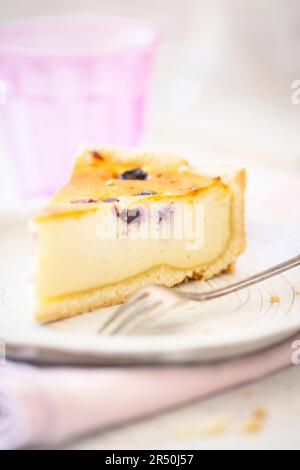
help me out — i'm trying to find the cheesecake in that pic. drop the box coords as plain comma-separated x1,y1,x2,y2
33,147,246,323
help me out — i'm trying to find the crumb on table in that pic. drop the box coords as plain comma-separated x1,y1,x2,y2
242,406,268,434
242,418,263,434
173,415,228,438
173,427,195,438
253,406,268,420
200,416,228,435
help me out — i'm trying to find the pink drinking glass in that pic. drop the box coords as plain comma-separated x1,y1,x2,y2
0,17,158,198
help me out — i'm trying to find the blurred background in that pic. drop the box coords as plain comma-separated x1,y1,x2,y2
0,0,300,209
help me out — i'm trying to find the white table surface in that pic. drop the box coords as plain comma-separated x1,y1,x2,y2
63,366,300,450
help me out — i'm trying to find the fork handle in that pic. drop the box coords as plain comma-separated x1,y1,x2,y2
186,254,300,301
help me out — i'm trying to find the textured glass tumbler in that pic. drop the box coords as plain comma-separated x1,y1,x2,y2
0,17,158,198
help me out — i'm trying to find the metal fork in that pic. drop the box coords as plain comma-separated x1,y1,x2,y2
98,254,300,335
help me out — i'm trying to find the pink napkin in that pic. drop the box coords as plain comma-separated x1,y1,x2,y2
0,334,298,449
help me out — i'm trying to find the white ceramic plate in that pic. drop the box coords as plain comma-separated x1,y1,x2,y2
0,210,299,365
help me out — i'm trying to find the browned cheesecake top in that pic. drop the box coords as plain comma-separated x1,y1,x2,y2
35,147,229,221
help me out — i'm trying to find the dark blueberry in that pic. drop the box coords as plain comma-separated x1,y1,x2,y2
89,150,103,160
118,208,142,224
70,198,97,204
102,197,120,203
119,168,148,180
136,190,158,196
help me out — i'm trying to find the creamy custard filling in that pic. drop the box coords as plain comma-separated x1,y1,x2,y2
35,187,232,301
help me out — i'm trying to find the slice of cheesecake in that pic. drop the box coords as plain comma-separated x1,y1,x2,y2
32,147,246,323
